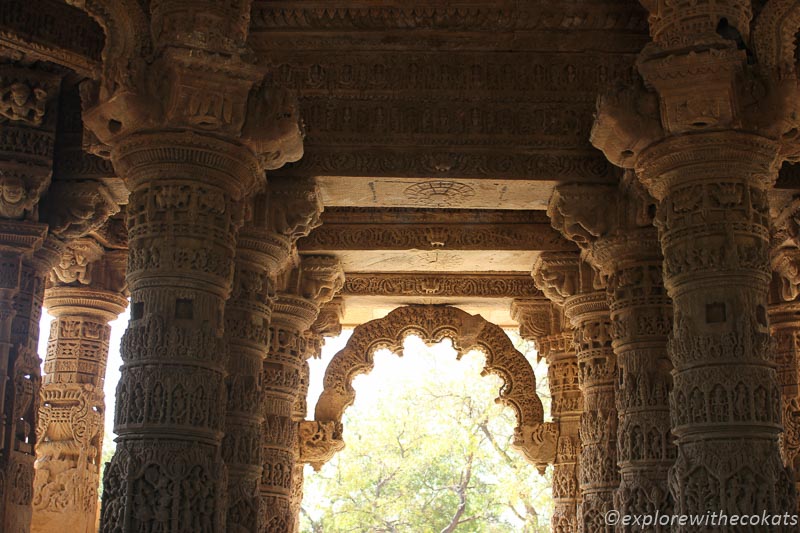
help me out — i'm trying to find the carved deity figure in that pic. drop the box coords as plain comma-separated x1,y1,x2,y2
0,174,36,219
0,82,48,124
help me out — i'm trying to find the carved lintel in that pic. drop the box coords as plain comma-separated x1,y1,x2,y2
298,420,344,471
345,272,542,299
298,214,572,252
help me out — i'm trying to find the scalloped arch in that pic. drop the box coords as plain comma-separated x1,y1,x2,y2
312,305,557,467
755,0,800,78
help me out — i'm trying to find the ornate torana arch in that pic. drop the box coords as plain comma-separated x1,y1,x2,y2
301,305,557,472
755,0,800,79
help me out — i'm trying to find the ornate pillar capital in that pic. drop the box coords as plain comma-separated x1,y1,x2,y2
548,173,661,275
276,255,345,328
532,250,598,307
75,0,303,186
638,0,752,51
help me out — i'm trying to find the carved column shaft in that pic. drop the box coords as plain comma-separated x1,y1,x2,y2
101,136,258,532
32,271,127,533
769,228,800,513
769,275,800,512
636,136,793,519
588,1,798,520
567,289,618,533
600,240,673,529
223,194,293,533
547,181,675,530
260,258,342,533
513,299,581,533
0,59,63,533
288,298,343,533
0,239,48,532
261,294,318,533
534,254,619,533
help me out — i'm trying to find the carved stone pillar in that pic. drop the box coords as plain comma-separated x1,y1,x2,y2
70,2,305,529
288,298,344,533
222,183,323,532
32,239,127,533
533,252,618,532
591,2,799,522
0,59,63,533
260,257,343,532
512,299,582,533
769,197,800,511
548,178,674,531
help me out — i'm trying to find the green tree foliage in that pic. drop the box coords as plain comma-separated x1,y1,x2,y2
301,333,553,532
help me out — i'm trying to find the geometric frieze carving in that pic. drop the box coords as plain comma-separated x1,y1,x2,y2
262,49,642,181
341,273,542,299
298,208,574,252
250,4,649,37
275,148,619,182
313,305,553,470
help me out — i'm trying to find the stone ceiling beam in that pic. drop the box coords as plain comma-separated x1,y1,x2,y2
298,208,575,252
340,272,542,299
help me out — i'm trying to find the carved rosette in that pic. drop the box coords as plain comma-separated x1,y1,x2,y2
548,180,675,531
512,298,581,532
32,270,127,533
533,252,618,533
260,256,343,533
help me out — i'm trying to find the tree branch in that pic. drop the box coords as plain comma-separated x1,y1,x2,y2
439,453,474,533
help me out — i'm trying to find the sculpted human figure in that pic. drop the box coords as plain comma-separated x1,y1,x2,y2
0,82,48,124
